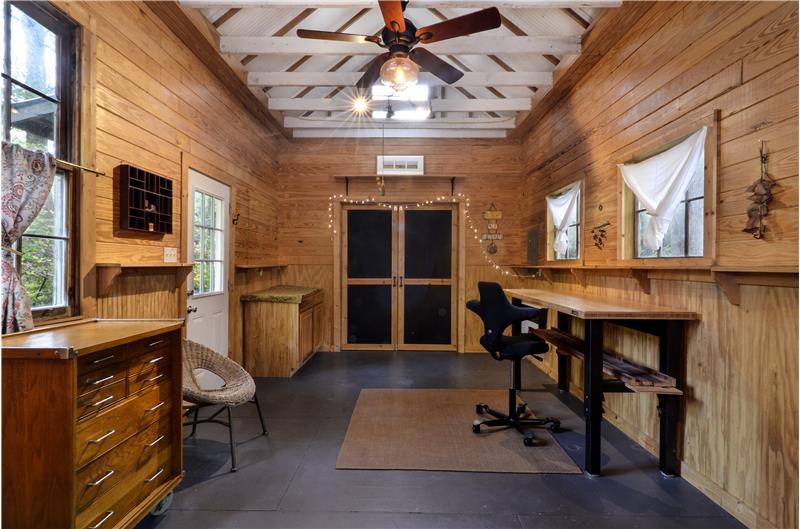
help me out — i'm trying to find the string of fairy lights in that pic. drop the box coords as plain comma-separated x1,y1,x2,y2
326,192,539,278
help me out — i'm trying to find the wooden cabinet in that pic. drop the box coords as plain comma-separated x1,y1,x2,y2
2,319,184,529
242,286,323,377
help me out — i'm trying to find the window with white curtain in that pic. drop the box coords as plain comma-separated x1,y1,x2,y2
546,182,581,261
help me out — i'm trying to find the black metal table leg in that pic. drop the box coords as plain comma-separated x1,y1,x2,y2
584,319,604,475
556,313,571,392
658,320,684,476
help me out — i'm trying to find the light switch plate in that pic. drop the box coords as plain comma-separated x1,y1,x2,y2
163,247,178,263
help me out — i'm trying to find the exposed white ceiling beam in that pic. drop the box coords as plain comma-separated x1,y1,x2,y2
184,1,619,8
292,128,508,138
221,36,580,55
284,116,516,129
250,71,551,87
268,97,532,112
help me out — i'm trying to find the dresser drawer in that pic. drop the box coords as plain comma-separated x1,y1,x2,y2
76,444,172,529
128,359,170,395
75,381,173,468
77,380,126,420
75,416,171,512
128,343,172,379
77,345,127,377
77,363,126,397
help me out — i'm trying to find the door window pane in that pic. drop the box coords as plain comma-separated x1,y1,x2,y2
192,190,225,295
404,210,452,279
347,285,392,344
403,285,451,344
347,210,392,278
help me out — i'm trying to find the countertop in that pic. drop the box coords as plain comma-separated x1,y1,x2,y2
241,285,320,304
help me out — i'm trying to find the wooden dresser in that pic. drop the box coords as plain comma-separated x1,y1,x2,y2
242,285,323,377
2,319,184,529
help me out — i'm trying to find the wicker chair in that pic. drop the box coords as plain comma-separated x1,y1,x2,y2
182,340,267,472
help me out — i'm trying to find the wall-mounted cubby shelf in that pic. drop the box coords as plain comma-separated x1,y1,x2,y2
117,164,174,234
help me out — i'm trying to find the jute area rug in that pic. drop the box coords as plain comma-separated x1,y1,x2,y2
336,389,581,474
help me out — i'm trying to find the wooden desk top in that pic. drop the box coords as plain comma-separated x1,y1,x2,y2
504,288,700,320
2,319,184,359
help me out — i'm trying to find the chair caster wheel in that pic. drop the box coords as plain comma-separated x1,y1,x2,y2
472,422,481,434
476,404,488,414
523,435,535,447
549,420,561,433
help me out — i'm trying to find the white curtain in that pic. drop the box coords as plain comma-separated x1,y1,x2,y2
545,181,580,258
619,127,707,252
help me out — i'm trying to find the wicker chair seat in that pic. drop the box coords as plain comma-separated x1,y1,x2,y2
182,340,256,407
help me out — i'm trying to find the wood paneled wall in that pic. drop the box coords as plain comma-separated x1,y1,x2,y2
518,3,798,528
276,138,525,350
56,1,285,361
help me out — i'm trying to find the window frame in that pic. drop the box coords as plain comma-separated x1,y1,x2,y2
617,112,718,268
545,180,583,263
191,189,226,298
2,1,80,323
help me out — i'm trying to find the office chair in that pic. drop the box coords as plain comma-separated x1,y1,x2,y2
467,281,560,446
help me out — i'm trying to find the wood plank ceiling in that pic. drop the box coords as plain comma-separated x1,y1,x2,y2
181,1,617,138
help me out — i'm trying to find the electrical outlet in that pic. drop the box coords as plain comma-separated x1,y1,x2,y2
163,247,178,263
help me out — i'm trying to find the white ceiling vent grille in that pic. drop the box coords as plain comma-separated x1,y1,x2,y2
377,155,424,176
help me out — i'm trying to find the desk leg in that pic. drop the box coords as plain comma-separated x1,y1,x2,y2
658,320,683,476
584,319,604,475
556,313,571,392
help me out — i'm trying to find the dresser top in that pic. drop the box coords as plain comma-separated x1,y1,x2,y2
241,285,320,304
2,319,183,358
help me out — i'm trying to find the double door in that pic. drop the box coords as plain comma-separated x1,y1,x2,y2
343,205,456,350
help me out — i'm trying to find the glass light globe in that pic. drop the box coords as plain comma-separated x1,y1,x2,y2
379,56,420,93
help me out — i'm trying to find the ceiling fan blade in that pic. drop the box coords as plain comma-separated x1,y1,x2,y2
415,7,501,44
297,29,379,44
378,1,406,32
356,53,390,90
409,48,463,84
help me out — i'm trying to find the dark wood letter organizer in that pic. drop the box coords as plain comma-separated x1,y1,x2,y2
117,164,173,234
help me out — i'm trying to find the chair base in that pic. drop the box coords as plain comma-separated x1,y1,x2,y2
472,399,561,447
183,393,268,472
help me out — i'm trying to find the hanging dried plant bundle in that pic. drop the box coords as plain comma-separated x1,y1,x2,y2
742,140,774,239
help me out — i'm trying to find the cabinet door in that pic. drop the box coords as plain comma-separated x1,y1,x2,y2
299,308,314,365
312,303,324,352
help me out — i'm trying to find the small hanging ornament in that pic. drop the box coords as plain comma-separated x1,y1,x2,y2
482,203,503,253
742,140,775,239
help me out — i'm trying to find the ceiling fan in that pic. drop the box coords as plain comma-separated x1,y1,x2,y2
297,1,502,92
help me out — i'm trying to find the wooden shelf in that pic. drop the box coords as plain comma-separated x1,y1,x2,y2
96,262,193,296
235,263,286,270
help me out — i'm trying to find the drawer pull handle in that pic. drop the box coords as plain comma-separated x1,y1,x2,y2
148,356,164,365
148,340,165,348
147,401,165,412
91,355,115,365
89,395,115,407
92,374,115,386
145,468,164,483
146,434,165,448
87,469,115,487
147,373,165,383
89,429,116,444
89,511,114,529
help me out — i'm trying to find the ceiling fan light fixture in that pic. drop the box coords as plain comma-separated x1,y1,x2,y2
379,56,419,93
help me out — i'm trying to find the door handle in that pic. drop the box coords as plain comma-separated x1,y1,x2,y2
187,290,194,298
187,306,198,314
393,276,397,287
399,277,404,287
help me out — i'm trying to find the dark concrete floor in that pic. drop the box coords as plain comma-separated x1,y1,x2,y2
138,351,744,529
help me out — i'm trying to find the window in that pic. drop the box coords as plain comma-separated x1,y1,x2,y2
546,183,580,261
192,191,225,296
2,2,78,320
634,146,704,259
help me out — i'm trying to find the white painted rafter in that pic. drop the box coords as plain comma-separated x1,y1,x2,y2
284,116,517,129
292,128,508,138
221,36,580,55
250,71,551,87
184,1,619,8
268,97,532,112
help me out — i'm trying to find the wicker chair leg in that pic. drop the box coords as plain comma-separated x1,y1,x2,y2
252,393,268,436
226,406,237,472
190,407,199,437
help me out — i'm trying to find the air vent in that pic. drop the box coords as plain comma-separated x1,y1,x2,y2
376,155,424,176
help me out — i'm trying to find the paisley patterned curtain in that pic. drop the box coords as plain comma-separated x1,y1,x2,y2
2,142,57,334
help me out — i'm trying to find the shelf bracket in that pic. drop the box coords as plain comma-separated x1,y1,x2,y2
97,265,123,297
540,268,554,284
570,268,587,287
629,269,651,295
712,271,740,306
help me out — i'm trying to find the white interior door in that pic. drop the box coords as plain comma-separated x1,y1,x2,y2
186,168,230,357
